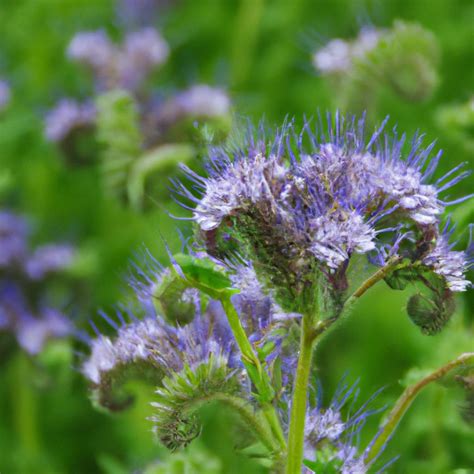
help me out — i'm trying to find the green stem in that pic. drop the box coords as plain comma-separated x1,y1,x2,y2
365,352,474,464
127,143,195,210
347,256,404,303
213,393,277,453
231,0,264,87
286,312,316,474
10,353,40,457
220,296,286,451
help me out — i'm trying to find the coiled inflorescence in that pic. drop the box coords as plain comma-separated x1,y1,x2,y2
176,113,472,319
81,250,298,448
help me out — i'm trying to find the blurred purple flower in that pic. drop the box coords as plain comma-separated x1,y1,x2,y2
0,80,10,111
25,244,75,280
44,99,96,142
0,210,75,354
176,113,472,295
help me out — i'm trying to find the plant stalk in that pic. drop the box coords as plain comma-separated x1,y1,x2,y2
286,312,316,474
220,296,286,451
365,352,474,464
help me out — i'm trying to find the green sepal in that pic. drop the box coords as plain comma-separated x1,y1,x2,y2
257,340,276,362
241,360,274,404
303,446,344,473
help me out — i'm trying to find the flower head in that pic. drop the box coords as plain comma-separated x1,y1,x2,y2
0,80,11,111
67,30,115,73
177,114,471,313
118,28,169,90
44,99,96,143
302,380,387,474
0,210,74,354
313,28,381,75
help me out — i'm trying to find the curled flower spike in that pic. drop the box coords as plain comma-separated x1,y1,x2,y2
176,113,471,314
313,21,439,108
81,249,297,451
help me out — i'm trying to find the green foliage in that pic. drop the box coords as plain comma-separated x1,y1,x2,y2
436,98,474,153
143,444,222,474
0,0,473,472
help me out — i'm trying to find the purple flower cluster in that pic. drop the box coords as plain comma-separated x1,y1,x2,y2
302,381,387,474
67,28,169,92
0,211,74,354
0,80,10,111
313,28,381,75
45,26,231,160
81,250,298,398
177,114,472,312
44,99,96,143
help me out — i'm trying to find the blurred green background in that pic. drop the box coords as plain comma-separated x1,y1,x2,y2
0,0,472,473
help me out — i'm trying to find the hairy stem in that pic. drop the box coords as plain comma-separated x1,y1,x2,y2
348,256,404,302
220,296,286,451
365,352,474,464
11,353,40,457
286,312,317,474
213,393,277,453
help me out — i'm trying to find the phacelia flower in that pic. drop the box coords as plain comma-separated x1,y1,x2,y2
312,22,440,106
44,99,96,142
302,380,388,474
118,28,169,90
313,28,381,75
0,80,10,111
67,30,115,74
0,210,75,354
81,248,300,413
117,0,170,27
176,113,471,314
421,222,472,292
156,85,231,126
67,28,168,92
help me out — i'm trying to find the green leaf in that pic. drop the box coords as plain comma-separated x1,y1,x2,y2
172,253,237,300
